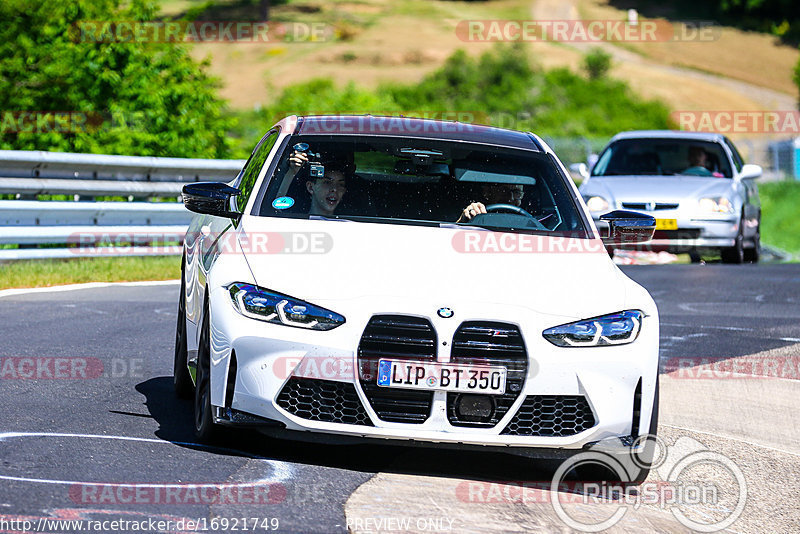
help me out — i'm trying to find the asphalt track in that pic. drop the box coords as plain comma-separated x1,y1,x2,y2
0,264,798,533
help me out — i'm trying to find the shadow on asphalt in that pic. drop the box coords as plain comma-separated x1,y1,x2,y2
136,377,561,483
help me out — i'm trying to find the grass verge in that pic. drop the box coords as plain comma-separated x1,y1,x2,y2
759,180,800,257
0,256,180,290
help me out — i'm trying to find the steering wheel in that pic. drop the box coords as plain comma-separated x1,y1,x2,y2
484,203,536,218
467,203,546,230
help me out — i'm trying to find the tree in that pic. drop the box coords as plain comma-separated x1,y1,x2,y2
795,51,800,109
0,0,233,157
583,48,612,80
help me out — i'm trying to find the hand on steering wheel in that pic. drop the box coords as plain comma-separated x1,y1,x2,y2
483,203,536,219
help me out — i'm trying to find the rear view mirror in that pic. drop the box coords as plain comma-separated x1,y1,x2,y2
600,210,655,244
569,163,589,180
182,182,242,220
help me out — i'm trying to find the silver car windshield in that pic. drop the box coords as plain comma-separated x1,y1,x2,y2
592,139,733,178
254,135,590,237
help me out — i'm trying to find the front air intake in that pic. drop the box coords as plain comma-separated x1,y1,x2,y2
357,315,436,423
446,322,528,428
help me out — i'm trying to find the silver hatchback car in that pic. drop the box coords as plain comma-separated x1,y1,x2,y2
578,131,762,263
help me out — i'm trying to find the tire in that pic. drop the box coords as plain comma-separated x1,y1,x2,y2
173,269,194,399
194,298,221,442
743,221,760,263
720,216,745,264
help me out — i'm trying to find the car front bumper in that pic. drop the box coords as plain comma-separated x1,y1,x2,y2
206,286,659,453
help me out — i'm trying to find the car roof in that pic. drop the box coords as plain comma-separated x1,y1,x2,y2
280,115,543,151
609,130,725,143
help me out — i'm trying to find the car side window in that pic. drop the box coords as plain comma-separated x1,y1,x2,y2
237,129,279,212
723,137,744,172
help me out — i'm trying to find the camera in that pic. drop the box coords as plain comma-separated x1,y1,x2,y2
294,143,325,178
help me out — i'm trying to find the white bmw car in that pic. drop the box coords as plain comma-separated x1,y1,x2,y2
174,115,660,481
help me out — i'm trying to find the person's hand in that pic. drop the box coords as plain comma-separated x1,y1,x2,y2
458,202,487,222
289,150,308,170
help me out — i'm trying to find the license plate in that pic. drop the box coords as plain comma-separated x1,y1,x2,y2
655,218,677,230
376,359,507,395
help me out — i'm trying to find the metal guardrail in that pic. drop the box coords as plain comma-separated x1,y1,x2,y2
0,178,185,197
0,149,245,180
0,149,245,261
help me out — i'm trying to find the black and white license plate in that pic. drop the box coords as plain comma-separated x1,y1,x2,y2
376,359,507,395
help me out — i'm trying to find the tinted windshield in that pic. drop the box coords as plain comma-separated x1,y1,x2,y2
592,139,732,178
254,135,590,237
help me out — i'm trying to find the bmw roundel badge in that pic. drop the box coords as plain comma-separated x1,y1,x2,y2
437,307,454,319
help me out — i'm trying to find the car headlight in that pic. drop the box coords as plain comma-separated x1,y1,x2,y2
697,197,734,213
542,310,643,347
227,283,345,330
585,196,610,213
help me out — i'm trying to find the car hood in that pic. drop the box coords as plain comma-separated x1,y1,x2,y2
582,175,734,204
235,216,630,320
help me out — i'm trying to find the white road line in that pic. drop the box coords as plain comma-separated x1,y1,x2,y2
0,280,179,299
662,323,753,332
0,431,294,485
661,424,800,458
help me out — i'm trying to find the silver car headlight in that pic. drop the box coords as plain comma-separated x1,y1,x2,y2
227,283,345,330
542,310,643,347
697,196,734,213
584,196,610,213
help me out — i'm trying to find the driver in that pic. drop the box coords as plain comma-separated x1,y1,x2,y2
457,183,525,222
682,146,713,176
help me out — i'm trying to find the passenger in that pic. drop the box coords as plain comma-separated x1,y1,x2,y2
286,147,352,216
306,162,349,217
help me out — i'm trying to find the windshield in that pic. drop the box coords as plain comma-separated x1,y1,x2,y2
253,135,590,237
592,139,732,178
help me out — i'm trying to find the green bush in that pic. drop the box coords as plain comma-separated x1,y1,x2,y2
583,48,612,80
758,180,800,256
0,0,233,158
230,44,673,155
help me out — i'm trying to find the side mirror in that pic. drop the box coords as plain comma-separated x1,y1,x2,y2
739,164,762,180
600,210,655,244
569,162,589,180
182,182,242,220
